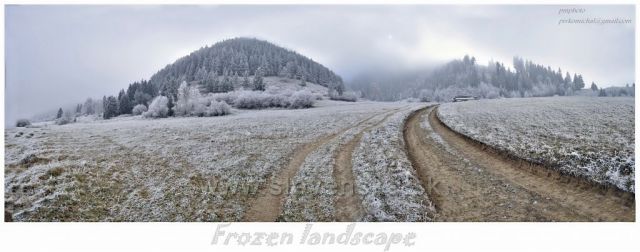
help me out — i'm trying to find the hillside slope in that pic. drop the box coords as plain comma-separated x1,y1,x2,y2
149,37,344,98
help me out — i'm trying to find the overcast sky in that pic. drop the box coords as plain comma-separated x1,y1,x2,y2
4,5,635,125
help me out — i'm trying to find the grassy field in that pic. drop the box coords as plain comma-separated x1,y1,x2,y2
437,97,635,192
4,100,427,221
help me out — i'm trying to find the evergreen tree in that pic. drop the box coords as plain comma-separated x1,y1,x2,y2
147,38,343,95
56,108,63,119
221,71,234,92
242,70,251,89
103,96,119,119
167,97,175,117
83,98,95,115
118,89,132,115
232,72,239,87
202,71,218,93
573,74,585,90
253,66,265,91
598,88,607,97
591,82,598,91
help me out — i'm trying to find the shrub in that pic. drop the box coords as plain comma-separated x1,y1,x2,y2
173,81,198,116
263,93,290,108
15,119,31,127
131,104,148,115
55,112,74,125
209,92,238,105
233,91,290,109
143,96,169,118
205,101,232,116
329,90,358,102
289,90,314,109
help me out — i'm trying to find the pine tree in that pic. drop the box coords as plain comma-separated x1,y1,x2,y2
232,72,239,87
564,72,572,90
118,89,132,115
83,98,95,115
242,70,251,89
253,66,265,91
167,97,175,117
205,71,219,93
146,38,344,96
598,88,607,97
103,96,119,119
56,108,63,119
221,71,234,92
573,74,585,90
590,82,598,91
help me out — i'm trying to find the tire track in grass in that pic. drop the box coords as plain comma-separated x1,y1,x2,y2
428,106,634,221
405,106,590,221
404,105,634,221
333,107,408,221
242,108,398,222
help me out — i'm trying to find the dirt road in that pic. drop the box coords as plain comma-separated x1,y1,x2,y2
403,106,635,221
243,107,405,222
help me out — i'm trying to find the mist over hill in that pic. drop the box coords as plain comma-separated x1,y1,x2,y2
348,56,633,102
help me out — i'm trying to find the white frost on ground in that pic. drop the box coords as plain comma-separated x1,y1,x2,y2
438,97,635,192
5,101,408,221
279,109,400,221
352,105,436,221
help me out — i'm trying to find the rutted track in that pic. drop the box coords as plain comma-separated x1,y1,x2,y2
333,107,407,221
404,106,635,221
243,107,404,222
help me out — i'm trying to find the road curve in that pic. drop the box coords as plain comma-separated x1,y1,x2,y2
403,106,635,221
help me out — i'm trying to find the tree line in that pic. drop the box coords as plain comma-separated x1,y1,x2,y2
350,55,599,102
64,37,344,121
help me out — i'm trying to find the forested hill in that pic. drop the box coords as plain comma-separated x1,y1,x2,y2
349,56,599,102
149,37,344,97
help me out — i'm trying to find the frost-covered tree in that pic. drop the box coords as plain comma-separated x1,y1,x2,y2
56,111,75,125
167,97,175,117
103,96,119,119
253,66,265,91
143,96,169,118
83,98,95,115
221,71,234,92
75,104,82,115
598,88,607,97
174,81,195,116
148,38,343,96
134,90,153,106
132,104,147,115
203,71,219,93
172,81,232,116
242,70,251,89
573,74,585,90
591,82,598,91
289,90,314,109
232,72,239,86
118,89,132,115
351,55,592,101
195,67,208,81
56,108,63,119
